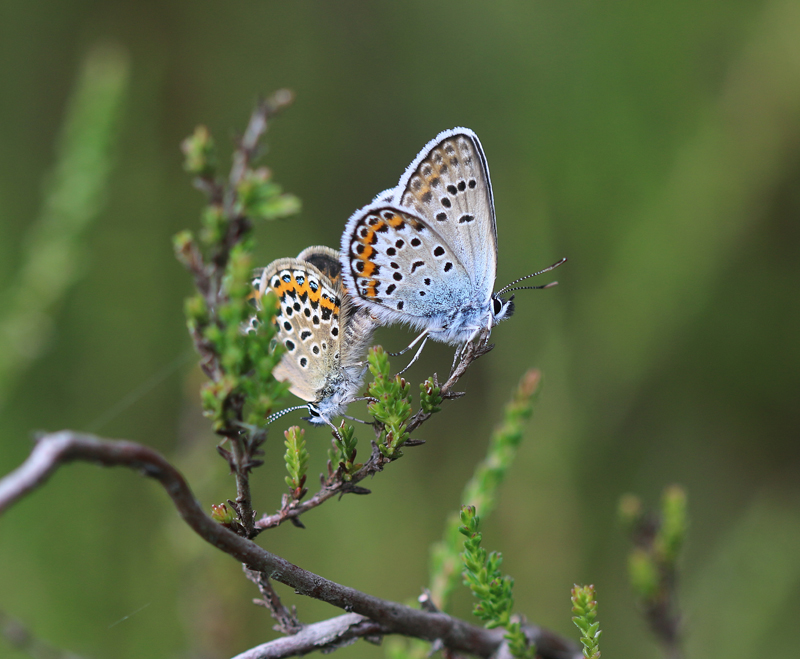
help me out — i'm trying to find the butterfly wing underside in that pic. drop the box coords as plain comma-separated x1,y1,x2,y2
255,258,343,403
392,128,498,299
341,204,474,329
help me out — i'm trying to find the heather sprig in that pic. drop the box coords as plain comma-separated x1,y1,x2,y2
571,584,602,659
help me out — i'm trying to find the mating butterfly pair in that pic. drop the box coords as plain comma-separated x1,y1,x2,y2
251,128,565,430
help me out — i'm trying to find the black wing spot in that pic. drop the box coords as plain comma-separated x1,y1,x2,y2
386,284,396,295
356,244,365,255
300,330,312,340
446,184,457,195
285,339,296,351
393,272,403,281
309,280,319,292
312,345,320,355
391,262,400,269
441,197,452,208
355,261,365,273
304,308,311,317
458,180,466,191
424,278,431,285
395,239,405,248
386,247,396,256
436,212,447,221
419,291,426,296
411,261,425,273
421,191,432,203
283,321,292,331
332,326,339,336
444,262,453,272
411,238,421,247
397,301,405,310
433,246,445,257
300,357,308,368
313,315,320,325
359,227,369,238
468,178,477,189
459,214,475,224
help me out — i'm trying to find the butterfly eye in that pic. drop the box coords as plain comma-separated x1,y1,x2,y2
492,297,503,316
307,405,320,417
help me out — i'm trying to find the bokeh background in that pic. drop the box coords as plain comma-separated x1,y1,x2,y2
1,1,799,658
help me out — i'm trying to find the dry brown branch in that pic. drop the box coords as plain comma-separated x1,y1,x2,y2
0,431,581,659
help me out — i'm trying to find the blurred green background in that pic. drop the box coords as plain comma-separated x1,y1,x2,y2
1,1,799,658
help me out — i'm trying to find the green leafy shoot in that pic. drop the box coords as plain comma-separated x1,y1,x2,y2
430,370,541,610
284,426,309,500
419,377,443,414
619,485,687,655
236,167,301,221
571,584,602,659
328,422,360,480
367,347,412,458
459,506,534,659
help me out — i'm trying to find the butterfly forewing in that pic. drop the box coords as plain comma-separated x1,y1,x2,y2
393,128,498,298
342,205,474,328
256,259,343,403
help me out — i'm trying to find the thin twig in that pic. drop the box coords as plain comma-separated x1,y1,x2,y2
230,613,387,659
243,567,302,635
0,431,581,659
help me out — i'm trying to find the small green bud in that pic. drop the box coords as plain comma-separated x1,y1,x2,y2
181,125,217,177
211,502,235,524
199,206,228,247
628,548,660,600
656,484,687,564
618,493,643,530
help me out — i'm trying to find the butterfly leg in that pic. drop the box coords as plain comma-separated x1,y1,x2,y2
449,325,488,376
322,417,344,443
395,334,429,376
387,329,430,357
341,413,372,425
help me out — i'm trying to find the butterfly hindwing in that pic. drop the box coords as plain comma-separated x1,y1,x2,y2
255,258,343,403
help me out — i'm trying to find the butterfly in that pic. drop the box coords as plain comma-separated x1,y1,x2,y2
250,246,376,430
340,128,565,364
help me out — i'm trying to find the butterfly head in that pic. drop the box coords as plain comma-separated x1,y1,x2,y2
302,404,326,426
491,293,516,326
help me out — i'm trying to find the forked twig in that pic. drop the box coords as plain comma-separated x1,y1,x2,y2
0,431,581,659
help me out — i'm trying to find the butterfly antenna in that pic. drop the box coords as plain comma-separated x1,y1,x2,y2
496,257,567,295
265,404,309,426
